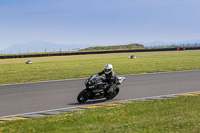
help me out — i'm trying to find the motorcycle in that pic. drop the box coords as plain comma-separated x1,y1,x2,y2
77,75,126,103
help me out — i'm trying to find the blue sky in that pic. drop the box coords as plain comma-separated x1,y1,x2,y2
1,0,200,50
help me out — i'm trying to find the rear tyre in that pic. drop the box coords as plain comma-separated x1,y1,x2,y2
106,87,120,100
77,90,90,103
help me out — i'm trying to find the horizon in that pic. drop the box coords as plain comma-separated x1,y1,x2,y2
1,0,200,51
1,40,200,55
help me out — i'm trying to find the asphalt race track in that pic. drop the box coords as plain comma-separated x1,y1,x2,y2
0,70,200,117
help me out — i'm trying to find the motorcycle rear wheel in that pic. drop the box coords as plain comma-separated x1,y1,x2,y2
105,87,120,100
77,89,90,103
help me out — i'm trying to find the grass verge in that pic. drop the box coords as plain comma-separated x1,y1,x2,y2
0,95,200,132
0,50,200,84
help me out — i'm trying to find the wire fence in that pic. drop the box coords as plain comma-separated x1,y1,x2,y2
1,46,200,59
1,43,200,55
0,48,81,55
145,42,200,48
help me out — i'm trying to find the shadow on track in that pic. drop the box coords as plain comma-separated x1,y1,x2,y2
68,99,110,106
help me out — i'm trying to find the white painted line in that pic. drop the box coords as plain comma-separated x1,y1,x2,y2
125,70,199,77
1,90,200,119
0,70,199,87
0,78,87,87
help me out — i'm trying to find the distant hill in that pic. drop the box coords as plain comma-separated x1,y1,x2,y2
80,43,145,51
2,39,200,54
1,40,90,54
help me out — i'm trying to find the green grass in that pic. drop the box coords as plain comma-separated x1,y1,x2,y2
1,95,200,132
0,50,200,132
0,50,200,84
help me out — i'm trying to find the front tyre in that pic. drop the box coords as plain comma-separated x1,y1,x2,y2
77,89,90,103
106,87,120,100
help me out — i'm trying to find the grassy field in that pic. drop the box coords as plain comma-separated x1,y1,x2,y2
0,95,200,132
0,50,200,132
0,50,200,84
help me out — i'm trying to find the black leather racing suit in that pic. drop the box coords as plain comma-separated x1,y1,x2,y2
97,70,117,92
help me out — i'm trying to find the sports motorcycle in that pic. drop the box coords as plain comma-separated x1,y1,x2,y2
77,75,126,103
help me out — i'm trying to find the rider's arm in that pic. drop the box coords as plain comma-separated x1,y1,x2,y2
97,70,105,76
91,70,104,80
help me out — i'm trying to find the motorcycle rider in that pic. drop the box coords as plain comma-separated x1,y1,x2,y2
93,64,117,93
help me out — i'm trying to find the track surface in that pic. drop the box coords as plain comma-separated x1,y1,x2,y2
0,70,200,117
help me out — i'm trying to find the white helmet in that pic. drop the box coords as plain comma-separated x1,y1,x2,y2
104,64,113,74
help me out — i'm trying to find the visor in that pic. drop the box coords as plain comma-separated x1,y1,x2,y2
105,69,111,73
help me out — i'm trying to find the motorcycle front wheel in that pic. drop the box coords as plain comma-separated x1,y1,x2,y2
77,89,90,103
